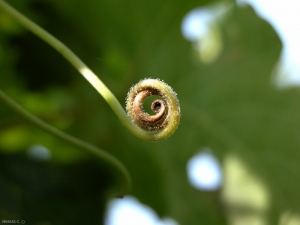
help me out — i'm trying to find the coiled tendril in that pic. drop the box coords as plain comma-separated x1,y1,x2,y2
0,0,181,197
126,79,180,141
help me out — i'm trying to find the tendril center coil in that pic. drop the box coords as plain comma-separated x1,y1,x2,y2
126,78,180,140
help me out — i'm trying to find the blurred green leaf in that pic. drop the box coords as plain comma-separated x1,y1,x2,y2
1,0,300,224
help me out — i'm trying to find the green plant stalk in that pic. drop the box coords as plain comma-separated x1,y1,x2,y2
0,0,180,194
0,89,131,197
0,1,132,196
0,0,131,130
0,0,180,142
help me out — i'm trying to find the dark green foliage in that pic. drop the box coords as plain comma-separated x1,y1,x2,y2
1,0,299,224
0,153,113,224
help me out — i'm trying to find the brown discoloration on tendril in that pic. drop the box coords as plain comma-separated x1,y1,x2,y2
126,79,180,139
131,89,167,131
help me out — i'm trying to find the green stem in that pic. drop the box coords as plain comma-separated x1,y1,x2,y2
0,89,131,197
0,0,140,138
0,0,181,142
0,0,133,196
0,0,180,193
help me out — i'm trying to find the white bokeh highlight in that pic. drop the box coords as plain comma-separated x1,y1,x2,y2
187,149,223,191
105,196,179,225
27,145,51,161
181,3,230,63
181,3,229,41
181,8,212,42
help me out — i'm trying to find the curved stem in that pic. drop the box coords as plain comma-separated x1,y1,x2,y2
0,0,132,135
0,0,133,196
0,0,181,195
0,0,180,141
0,89,131,197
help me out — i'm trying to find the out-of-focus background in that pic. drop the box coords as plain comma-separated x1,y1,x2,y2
1,0,300,224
